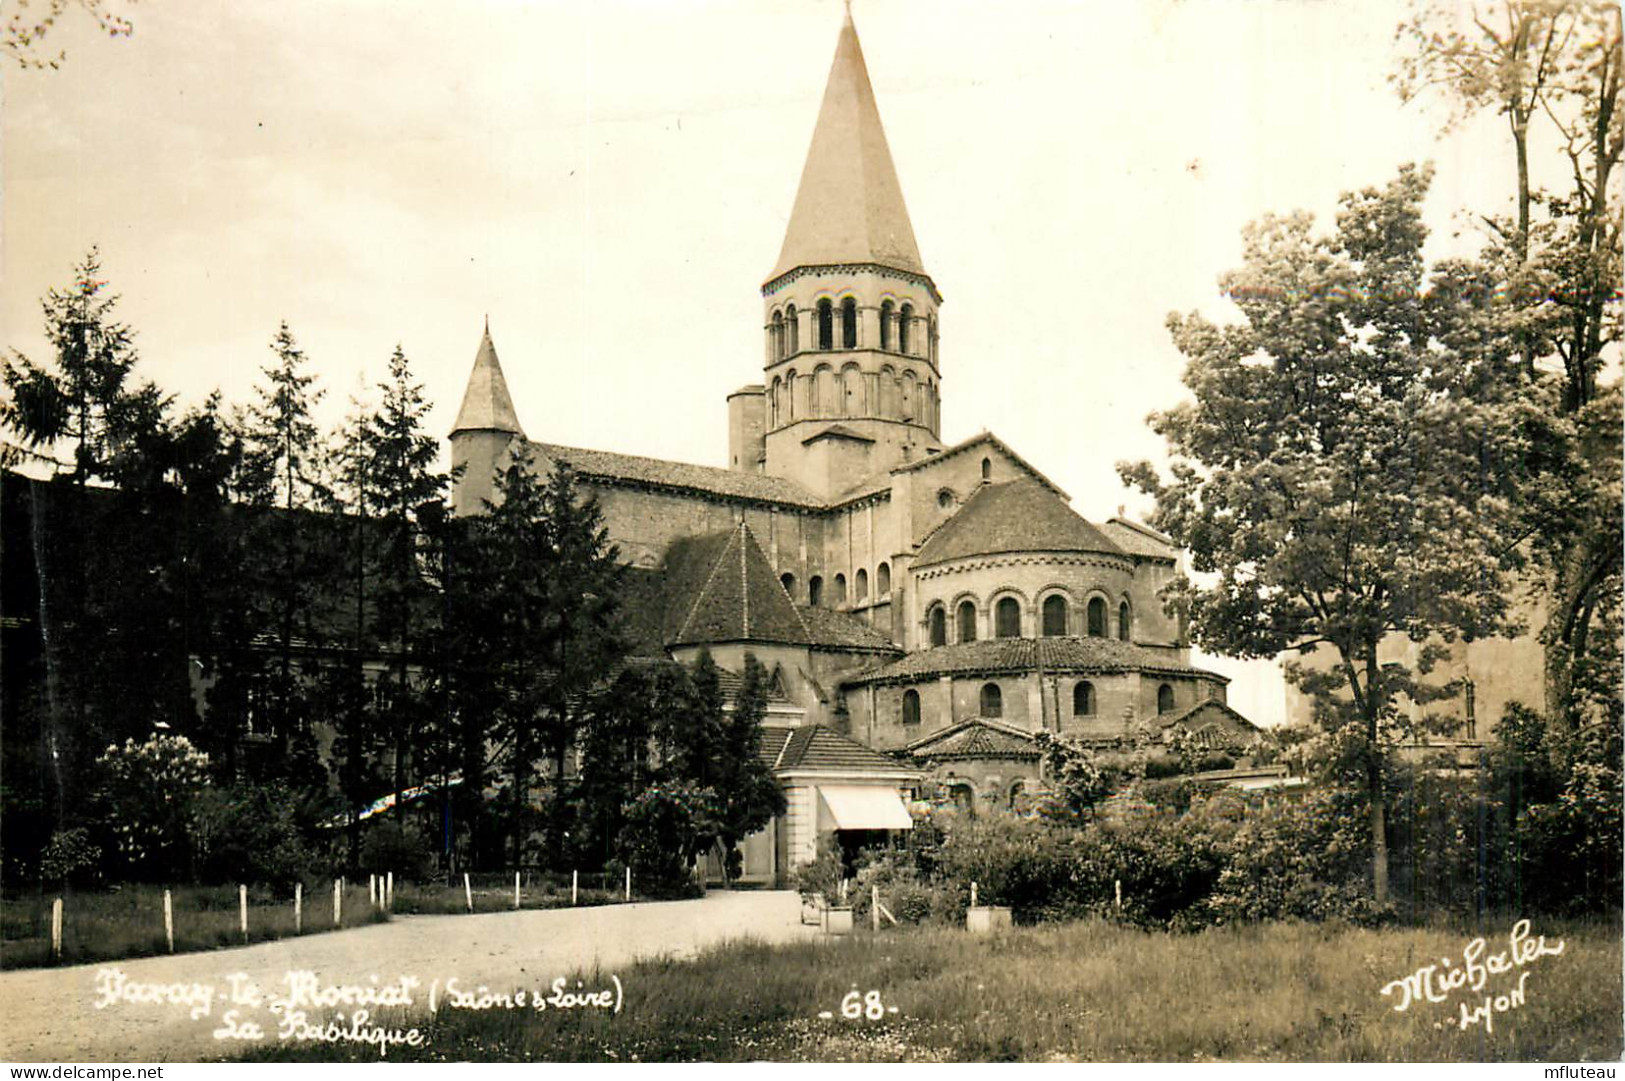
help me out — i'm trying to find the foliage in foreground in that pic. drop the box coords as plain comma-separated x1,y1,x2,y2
231,916,1622,1063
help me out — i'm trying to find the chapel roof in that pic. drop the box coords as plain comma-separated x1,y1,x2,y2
842,636,1228,686
912,480,1123,568
663,523,815,647
768,9,927,282
761,724,917,774
1102,516,1178,561
450,324,525,437
1158,697,1266,736
905,719,1041,761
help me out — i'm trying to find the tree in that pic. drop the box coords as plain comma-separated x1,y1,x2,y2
710,654,787,884
3,0,134,70
1033,731,1111,817
1394,0,1622,725
1120,166,1545,901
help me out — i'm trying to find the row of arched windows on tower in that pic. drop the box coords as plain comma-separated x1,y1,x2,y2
899,680,1178,726
924,593,1131,647
781,562,891,608
767,366,937,429
767,299,938,362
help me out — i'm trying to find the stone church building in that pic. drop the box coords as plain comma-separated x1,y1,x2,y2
447,12,1263,883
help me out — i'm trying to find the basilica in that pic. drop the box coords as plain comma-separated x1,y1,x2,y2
447,11,1264,883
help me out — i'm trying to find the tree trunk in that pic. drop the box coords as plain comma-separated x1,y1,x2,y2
1362,646,1390,904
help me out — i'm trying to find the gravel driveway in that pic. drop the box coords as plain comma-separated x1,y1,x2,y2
0,889,816,1062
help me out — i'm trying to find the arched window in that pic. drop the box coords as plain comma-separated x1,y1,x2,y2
780,572,796,596
1118,601,1131,642
785,304,798,354
928,313,938,363
785,370,797,420
769,376,781,428
771,310,784,360
981,457,991,481
880,299,894,350
1042,594,1068,637
808,575,823,607
876,562,891,595
841,297,858,348
979,682,1002,718
901,370,917,421
1157,683,1176,714
902,689,921,726
957,600,977,643
855,569,868,601
1087,597,1107,637
937,488,955,508
841,364,863,415
817,299,833,350
899,303,913,354
928,604,947,647
1073,681,1096,716
833,573,848,605
995,596,1021,639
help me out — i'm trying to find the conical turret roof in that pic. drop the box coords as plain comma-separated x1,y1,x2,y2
768,10,925,281
450,322,524,437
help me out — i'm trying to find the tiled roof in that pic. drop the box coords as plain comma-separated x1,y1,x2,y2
906,719,1040,761
715,664,794,704
664,524,814,647
451,325,525,437
531,442,821,508
802,424,875,446
1102,517,1177,561
795,604,900,652
769,10,925,280
768,724,917,774
1159,698,1265,736
842,636,1225,685
913,480,1123,568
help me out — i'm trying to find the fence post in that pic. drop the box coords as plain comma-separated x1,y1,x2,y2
239,885,248,943
50,897,62,960
624,865,631,902
572,870,578,906
333,878,342,927
464,872,473,913
872,887,880,932
294,883,302,934
970,881,978,909
386,871,393,911
514,871,521,910
372,874,380,908
163,889,174,953
1114,879,1122,911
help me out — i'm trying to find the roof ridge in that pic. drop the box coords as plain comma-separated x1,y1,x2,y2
675,529,740,644
737,522,750,639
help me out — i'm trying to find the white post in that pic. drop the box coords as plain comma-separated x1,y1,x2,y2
970,881,978,908
239,885,248,942
572,870,579,906
294,883,302,934
872,887,880,932
624,865,632,902
163,889,174,953
50,897,62,960
369,874,377,908
1115,879,1122,911
386,871,393,911
514,871,521,910
464,872,473,913
333,879,342,927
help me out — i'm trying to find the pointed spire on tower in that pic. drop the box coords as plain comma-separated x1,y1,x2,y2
450,321,525,438
768,9,925,281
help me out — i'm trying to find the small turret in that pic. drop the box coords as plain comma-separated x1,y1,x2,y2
449,320,525,516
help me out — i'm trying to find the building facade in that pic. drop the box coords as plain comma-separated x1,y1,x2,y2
448,11,1264,878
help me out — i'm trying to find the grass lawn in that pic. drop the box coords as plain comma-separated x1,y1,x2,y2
232,914,1622,1062
0,883,389,969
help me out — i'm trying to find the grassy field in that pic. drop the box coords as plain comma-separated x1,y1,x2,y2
232,914,1622,1063
0,882,389,969
1,873,663,969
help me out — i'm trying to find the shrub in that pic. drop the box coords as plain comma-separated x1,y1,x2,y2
357,818,437,883
789,836,843,901
936,814,1088,923
39,828,101,887
95,734,211,881
849,848,963,925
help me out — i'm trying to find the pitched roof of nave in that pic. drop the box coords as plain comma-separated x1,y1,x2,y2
663,523,815,647
841,637,1229,687
768,9,926,282
1158,697,1265,736
451,323,525,437
531,441,823,509
912,479,1124,568
892,432,1068,498
1101,516,1178,562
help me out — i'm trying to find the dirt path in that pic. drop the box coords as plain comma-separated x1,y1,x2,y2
0,890,816,1062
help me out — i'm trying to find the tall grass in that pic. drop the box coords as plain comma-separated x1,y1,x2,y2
235,915,1622,1062
0,882,389,970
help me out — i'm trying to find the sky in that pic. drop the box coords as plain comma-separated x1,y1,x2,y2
2,0,1547,726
